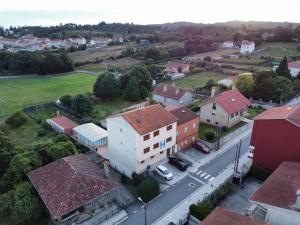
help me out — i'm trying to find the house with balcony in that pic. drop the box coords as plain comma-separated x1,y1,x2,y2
106,104,177,177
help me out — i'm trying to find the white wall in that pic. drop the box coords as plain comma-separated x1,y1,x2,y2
153,92,193,106
289,67,300,77
240,43,255,54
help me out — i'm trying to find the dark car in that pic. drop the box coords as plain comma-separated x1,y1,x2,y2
192,140,210,153
168,156,189,171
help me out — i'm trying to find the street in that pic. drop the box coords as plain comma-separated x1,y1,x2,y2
121,133,251,225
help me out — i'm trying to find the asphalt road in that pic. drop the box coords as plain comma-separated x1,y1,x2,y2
121,134,251,225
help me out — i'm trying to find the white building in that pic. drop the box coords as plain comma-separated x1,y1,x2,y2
106,104,177,177
71,37,86,45
240,40,255,54
72,123,108,152
223,41,234,49
288,61,300,77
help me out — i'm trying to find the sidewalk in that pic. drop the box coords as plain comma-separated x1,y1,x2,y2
153,153,252,225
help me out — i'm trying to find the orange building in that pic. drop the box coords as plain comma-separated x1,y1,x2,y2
166,105,199,151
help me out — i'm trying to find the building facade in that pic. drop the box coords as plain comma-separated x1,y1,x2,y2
165,61,190,74
200,89,250,128
288,61,300,77
223,41,234,49
106,104,177,177
251,106,300,171
240,40,255,54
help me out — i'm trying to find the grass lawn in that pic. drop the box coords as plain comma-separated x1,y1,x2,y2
166,72,228,90
0,72,97,120
198,121,247,143
253,42,300,60
220,57,267,65
247,107,266,120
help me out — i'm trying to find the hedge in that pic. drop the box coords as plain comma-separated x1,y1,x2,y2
249,165,272,181
137,177,159,202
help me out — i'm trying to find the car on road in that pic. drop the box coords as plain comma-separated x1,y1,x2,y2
155,165,174,180
192,140,210,153
168,156,189,171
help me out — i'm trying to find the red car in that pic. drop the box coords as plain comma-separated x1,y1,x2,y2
192,140,210,153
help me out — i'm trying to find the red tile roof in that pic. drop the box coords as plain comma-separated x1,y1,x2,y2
121,104,177,135
165,61,189,70
288,61,300,69
28,154,117,220
200,207,268,225
153,83,187,100
255,106,300,127
166,105,199,125
241,40,255,46
204,89,251,114
250,161,300,211
49,115,78,130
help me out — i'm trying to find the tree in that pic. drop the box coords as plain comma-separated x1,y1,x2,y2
253,77,277,102
93,71,121,100
72,94,92,115
140,85,149,99
235,75,254,97
0,190,15,215
0,132,18,176
145,48,161,61
47,141,77,161
60,95,73,108
11,182,43,224
5,112,28,128
124,77,141,101
127,65,153,91
276,56,291,79
189,202,211,220
275,76,293,103
137,177,159,202
204,129,215,141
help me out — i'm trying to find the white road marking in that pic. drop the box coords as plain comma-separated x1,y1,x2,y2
204,174,211,179
209,177,215,182
196,170,202,175
200,172,206,177
188,174,205,184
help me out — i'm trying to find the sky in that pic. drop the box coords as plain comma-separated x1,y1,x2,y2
1,0,300,28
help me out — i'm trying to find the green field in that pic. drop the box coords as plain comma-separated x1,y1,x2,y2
0,72,97,120
254,42,300,60
166,72,228,90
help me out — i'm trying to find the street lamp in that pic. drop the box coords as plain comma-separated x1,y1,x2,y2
138,197,148,225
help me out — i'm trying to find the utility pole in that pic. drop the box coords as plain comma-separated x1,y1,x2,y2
138,197,148,225
233,139,242,185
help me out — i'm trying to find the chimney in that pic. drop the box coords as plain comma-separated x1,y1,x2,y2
103,160,110,178
56,111,62,118
176,89,180,95
163,85,168,92
294,189,300,209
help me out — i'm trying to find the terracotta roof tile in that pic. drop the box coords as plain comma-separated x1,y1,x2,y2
49,115,78,130
200,207,268,225
28,154,117,219
204,89,251,114
166,105,199,125
153,84,187,100
250,161,300,211
121,104,177,135
288,61,300,69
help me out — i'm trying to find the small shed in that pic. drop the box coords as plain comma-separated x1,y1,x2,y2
47,113,78,136
72,123,108,151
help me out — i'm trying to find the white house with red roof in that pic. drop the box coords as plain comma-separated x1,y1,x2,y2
153,83,193,106
106,104,177,177
240,40,255,54
200,89,251,127
249,161,300,225
288,60,300,77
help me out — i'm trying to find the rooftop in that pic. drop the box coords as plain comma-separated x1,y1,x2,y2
72,123,107,142
153,83,187,100
48,115,78,130
250,161,300,211
254,105,300,127
166,105,198,125
241,40,255,45
204,89,251,114
165,61,189,69
28,154,117,219
200,207,268,225
120,104,177,135
288,61,300,69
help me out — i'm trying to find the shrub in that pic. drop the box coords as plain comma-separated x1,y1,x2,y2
137,177,159,202
132,172,142,186
221,126,228,133
249,165,272,181
60,95,73,108
42,120,52,131
121,173,130,185
0,123,10,135
5,112,28,128
189,202,211,220
188,103,200,112
204,129,215,141
36,129,48,137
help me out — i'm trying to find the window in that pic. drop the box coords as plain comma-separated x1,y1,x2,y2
153,143,159,149
212,111,216,116
160,151,163,154
231,114,234,118
192,123,196,128
153,130,160,137
207,119,210,123
151,155,155,159
167,125,172,131
184,127,188,133
235,112,239,116
120,128,123,133
141,160,145,164
144,147,150,154
212,101,216,110
143,134,150,141
166,137,172,142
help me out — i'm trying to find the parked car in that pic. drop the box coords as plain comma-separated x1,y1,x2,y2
192,140,210,153
155,165,174,180
168,156,189,171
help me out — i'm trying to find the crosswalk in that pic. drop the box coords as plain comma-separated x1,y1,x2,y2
192,169,215,182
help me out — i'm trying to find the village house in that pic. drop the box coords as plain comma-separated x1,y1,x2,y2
200,207,268,225
106,104,177,177
28,154,119,225
165,61,190,74
90,36,112,46
71,37,86,45
200,89,251,128
249,161,300,225
250,105,300,171
222,41,234,49
153,84,193,106
47,113,78,136
240,40,255,54
166,105,199,151
288,60,300,77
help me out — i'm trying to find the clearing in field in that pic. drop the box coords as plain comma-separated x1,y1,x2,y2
0,72,96,120
166,72,228,90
